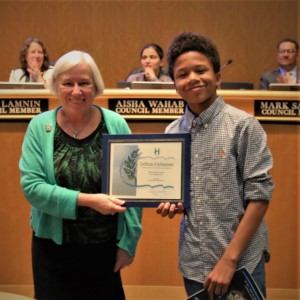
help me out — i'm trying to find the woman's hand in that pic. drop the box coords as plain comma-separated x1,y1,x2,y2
27,59,44,83
77,193,127,215
144,66,157,81
113,248,134,272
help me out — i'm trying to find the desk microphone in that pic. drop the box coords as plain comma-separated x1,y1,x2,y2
220,59,233,71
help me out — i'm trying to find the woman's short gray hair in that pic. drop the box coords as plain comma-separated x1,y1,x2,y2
48,50,105,96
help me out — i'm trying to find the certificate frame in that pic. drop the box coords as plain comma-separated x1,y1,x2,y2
102,133,191,207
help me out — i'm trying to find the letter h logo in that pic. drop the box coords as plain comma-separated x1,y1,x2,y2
154,148,160,155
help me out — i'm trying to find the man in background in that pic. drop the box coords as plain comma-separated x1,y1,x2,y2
259,38,299,89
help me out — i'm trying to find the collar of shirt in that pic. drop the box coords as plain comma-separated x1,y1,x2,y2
278,66,297,77
290,66,298,79
184,96,226,129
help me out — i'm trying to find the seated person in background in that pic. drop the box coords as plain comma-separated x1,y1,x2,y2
126,43,173,82
259,38,300,89
9,37,53,87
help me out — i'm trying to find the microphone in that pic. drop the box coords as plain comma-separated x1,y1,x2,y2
220,59,233,71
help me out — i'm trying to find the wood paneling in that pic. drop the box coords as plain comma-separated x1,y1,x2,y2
0,1,298,89
0,90,299,292
0,0,299,293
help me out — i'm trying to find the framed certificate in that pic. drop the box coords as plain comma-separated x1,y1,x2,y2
102,133,191,207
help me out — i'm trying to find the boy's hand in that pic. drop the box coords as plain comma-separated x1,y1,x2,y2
156,202,184,218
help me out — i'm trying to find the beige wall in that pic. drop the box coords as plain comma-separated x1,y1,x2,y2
0,0,299,89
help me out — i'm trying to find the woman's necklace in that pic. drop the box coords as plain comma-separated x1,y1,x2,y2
62,108,93,139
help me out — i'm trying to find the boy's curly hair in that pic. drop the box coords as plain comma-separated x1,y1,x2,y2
167,32,220,81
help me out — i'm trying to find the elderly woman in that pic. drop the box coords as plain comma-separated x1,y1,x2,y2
19,50,142,300
126,43,173,82
9,37,53,86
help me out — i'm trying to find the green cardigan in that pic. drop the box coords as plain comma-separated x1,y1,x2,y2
19,106,142,256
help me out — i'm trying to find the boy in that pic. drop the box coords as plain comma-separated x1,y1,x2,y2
157,32,274,299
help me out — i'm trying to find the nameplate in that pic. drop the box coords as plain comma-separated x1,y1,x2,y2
0,98,48,120
108,98,186,120
254,99,300,122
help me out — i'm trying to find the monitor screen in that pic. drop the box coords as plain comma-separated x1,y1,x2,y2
116,81,131,89
0,82,45,90
116,81,175,89
220,82,254,90
269,83,300,91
